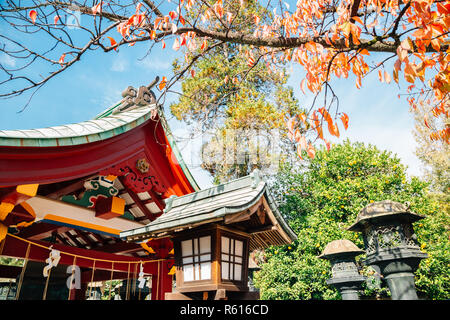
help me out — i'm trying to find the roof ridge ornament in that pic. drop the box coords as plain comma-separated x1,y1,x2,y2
164,194,177,213
112,77,159,115
250,169,262,189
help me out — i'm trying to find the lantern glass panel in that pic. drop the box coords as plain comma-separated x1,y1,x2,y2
220,236,244,281
181,236,212,281
181,240,192,256
222,262,229,280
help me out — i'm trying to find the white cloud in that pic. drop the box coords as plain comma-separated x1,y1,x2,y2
110,58,129,72
0,54,16,68
138,57,172,71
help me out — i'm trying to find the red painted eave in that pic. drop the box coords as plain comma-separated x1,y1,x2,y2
0,118,196,198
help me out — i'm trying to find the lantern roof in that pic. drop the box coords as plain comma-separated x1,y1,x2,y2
318,239,364,260
348,200,425,232
121,170,297,250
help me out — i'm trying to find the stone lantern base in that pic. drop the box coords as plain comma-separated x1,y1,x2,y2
327,275,366,300
364,248,427,300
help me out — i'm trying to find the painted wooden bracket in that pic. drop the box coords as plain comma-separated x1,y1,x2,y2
99,152,166,194
0,184,39,219
95,196,125,220
0,184,38,241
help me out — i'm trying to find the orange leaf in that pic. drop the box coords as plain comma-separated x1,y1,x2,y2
296,144,303,160
179,15,186,25
352,16,363,25
58,53,66,66
294,129,301,143
106,36,118,51
300,78,306,95
307,144,315,159
424,115,430,129
359,49,370,56
29,10,37,24
384,70,391,84
404,62,416,83
201,39,208,51
172,37,180,51
378,69,383,82
324,139,331,151
248,57,255,67
92,2,103,15
159,76,167,90
340,113,349,130
180,35,186,46
54,15,60,25
169,11,177,20
287,116,296,135
299,135,307,151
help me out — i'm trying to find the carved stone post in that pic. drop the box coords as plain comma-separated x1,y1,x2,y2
348,200,427,300
319,239,366,300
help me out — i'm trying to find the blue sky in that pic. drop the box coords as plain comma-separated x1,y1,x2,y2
0,15,423,189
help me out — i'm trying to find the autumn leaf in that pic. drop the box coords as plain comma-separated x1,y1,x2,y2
294,129,302,143
201,39,208,51
300,78,306,95
359,49,370,56
287,116,296,136
106,36,118,51
296,144,303,160
299,135,307,151
306,143,315,159
172,37,180,51
179,15,186,25
158,76,167,90
340,113,349,130
424,114,430,129
351,16,364,25
248,57,255,67
169,11,177,20
324,139,331,151
92,2,103,15
58,53,66,66
384,70,391,84
378,69,384,82
29,10,37,24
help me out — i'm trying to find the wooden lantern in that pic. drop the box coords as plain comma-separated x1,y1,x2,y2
172,225,251,295
121,170,297,300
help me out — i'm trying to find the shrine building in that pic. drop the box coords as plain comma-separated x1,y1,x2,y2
0,81,296,300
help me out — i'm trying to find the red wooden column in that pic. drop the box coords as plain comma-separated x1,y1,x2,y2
151,261,172,300
69,283,88,300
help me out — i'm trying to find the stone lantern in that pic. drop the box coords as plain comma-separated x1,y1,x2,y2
348,200,427,300
319,239,366,300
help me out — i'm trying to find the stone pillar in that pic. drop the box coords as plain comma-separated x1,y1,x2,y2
348,200,427,300
319,239,366,300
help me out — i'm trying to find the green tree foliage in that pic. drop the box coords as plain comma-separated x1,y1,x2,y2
412,103,449,211
0,257,23,267
253,140,450,300
170,1,300,183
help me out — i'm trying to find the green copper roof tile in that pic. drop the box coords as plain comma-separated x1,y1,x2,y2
120,170,297,247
